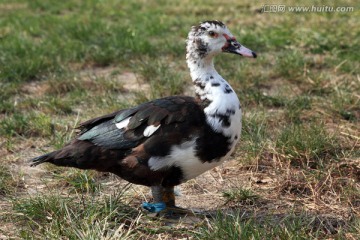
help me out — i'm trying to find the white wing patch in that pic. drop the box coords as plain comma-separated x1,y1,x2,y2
115,117,131,129
143,124,161,137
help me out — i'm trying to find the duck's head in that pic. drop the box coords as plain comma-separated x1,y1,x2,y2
186,20,257,60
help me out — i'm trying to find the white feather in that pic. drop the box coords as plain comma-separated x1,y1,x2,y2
143,124,161,137
188,61,242,141
115,117,131,129
148,138,228,181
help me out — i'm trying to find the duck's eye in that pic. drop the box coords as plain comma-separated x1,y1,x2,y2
208,31,218,38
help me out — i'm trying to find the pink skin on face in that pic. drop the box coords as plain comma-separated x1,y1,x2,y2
222,33,256,58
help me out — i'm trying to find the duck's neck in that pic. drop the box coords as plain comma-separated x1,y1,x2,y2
186,53,242,139
187,57,217,104
187,56,216,82
186,55,237,107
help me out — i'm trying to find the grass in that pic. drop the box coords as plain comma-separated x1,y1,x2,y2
52,169,102,194
275,123,338,168
194,211,356,240
136,59,185,100
0,112,53,137
0,0,359,239
239,111,269,162
0,166,18,196
275,50,306,81
223,187,259,205
11,190,139,239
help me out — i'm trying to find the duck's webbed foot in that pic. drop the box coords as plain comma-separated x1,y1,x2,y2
142,186,196,218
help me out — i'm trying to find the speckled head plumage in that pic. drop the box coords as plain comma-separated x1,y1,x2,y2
186,20,257,61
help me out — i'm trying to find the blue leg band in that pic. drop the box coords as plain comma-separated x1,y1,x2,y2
142,202,166,213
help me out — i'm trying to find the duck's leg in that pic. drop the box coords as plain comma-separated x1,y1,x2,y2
158,186,176,207
143,186,180,213
143,186,175,211
143,186,197,218
142,186,170,213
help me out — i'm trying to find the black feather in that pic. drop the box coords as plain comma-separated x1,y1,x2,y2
29,153,53,167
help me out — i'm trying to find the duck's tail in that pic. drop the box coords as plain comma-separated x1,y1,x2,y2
29,152,57,167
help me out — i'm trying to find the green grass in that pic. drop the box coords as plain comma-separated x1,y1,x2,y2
136,59,185,100
0,0,359,239
223,187,259,205
194,211,356,240
0,165,17,196
0,112,53,137
53,169,102,194
275,51,306,81
0,3,154,84
275,123,338,168
285,95,312,123
11,190,139,239
239,111,269,162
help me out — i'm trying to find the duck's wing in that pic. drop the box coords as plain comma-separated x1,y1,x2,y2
30,96,206,180
77,96,205,150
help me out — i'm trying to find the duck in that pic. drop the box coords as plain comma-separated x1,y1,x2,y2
30,20,256,214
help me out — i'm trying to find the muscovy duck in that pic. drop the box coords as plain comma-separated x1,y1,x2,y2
30,20,256,214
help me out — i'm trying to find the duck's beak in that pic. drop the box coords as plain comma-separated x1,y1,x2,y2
222,36,257,58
